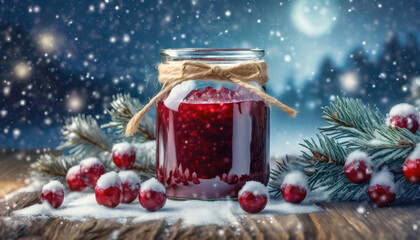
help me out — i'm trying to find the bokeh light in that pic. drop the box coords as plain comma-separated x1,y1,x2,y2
14,62,31,79
38,33,57,52
339,72,359,93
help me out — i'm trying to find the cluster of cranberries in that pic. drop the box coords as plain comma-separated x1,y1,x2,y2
41,138,308,213
95,173,166,212
396,104,420,187
341,104,420,207
344,150,397,207
41,142,167,212
41,157,106,208
344,149,395,207
238,171,309,214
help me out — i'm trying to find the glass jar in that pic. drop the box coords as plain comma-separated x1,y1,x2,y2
156,49,270,200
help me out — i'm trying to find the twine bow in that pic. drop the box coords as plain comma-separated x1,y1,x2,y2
126,61,298,136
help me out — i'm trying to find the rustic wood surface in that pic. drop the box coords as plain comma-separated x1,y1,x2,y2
1,150,420,240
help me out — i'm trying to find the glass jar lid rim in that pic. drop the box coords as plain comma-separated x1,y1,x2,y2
160,48,265,61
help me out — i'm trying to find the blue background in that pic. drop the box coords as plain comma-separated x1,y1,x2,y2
0,0,419,156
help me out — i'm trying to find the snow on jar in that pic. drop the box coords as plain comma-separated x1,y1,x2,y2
126,49,297,200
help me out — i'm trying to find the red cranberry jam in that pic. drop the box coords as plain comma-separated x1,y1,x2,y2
157,86,270,199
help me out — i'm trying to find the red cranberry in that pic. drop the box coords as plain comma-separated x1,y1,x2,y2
41,181,65,208
368,185,395,207
403,149,420,184
119,171,141,204
95,172,122,208
281,184,307,204
368,168,396,207
387,103,419,133
238,181,269,214
79,157,105,187
66,165,87,191
139,178,166,212
344,151,373,184
281,171,308,204
112,142,136,170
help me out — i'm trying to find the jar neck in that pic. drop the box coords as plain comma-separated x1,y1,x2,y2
160,48,265,64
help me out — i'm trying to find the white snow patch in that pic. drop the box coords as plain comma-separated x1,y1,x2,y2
96,172,122,189
282,171,308,190
42,181,64,195
66,165,81,178
389,103,419,118
408,145,420,160
112,142,136,155
238,181,269,198
80,157,103,168
345,150,372,166
164,80,197,111
141,178,165,193
119,171,141,190
369,167,396,193
14,192,322,226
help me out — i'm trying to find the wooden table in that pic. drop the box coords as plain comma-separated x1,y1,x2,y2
0,150,419,239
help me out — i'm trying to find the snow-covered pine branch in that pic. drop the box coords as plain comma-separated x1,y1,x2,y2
269,97,420,201
58,115,113,157
319,97,419,166
319,97,384,140
102,93,156,142
31,154,80,183
32,154,79,178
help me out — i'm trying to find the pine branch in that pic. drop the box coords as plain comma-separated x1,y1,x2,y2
300,134,348,165
32,94,158,183
319,97,419,165
31,154,80,182
103,93,156,141
269,97,420,201
320,97,419,146
58,115,112,157
321,97,385,133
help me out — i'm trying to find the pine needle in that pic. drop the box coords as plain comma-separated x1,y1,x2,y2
103,93,156,141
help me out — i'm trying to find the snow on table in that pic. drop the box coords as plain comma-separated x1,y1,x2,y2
13,191,322,226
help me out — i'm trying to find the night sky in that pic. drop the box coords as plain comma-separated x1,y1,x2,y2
1,0,420,154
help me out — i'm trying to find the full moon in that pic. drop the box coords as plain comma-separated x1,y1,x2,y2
291,0,337,37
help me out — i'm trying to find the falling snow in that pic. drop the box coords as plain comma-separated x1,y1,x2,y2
0,0,418,153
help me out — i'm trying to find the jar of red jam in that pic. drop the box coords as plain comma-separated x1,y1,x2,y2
156,49,270,199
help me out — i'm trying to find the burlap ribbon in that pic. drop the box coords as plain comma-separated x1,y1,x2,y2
126,61,298,136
